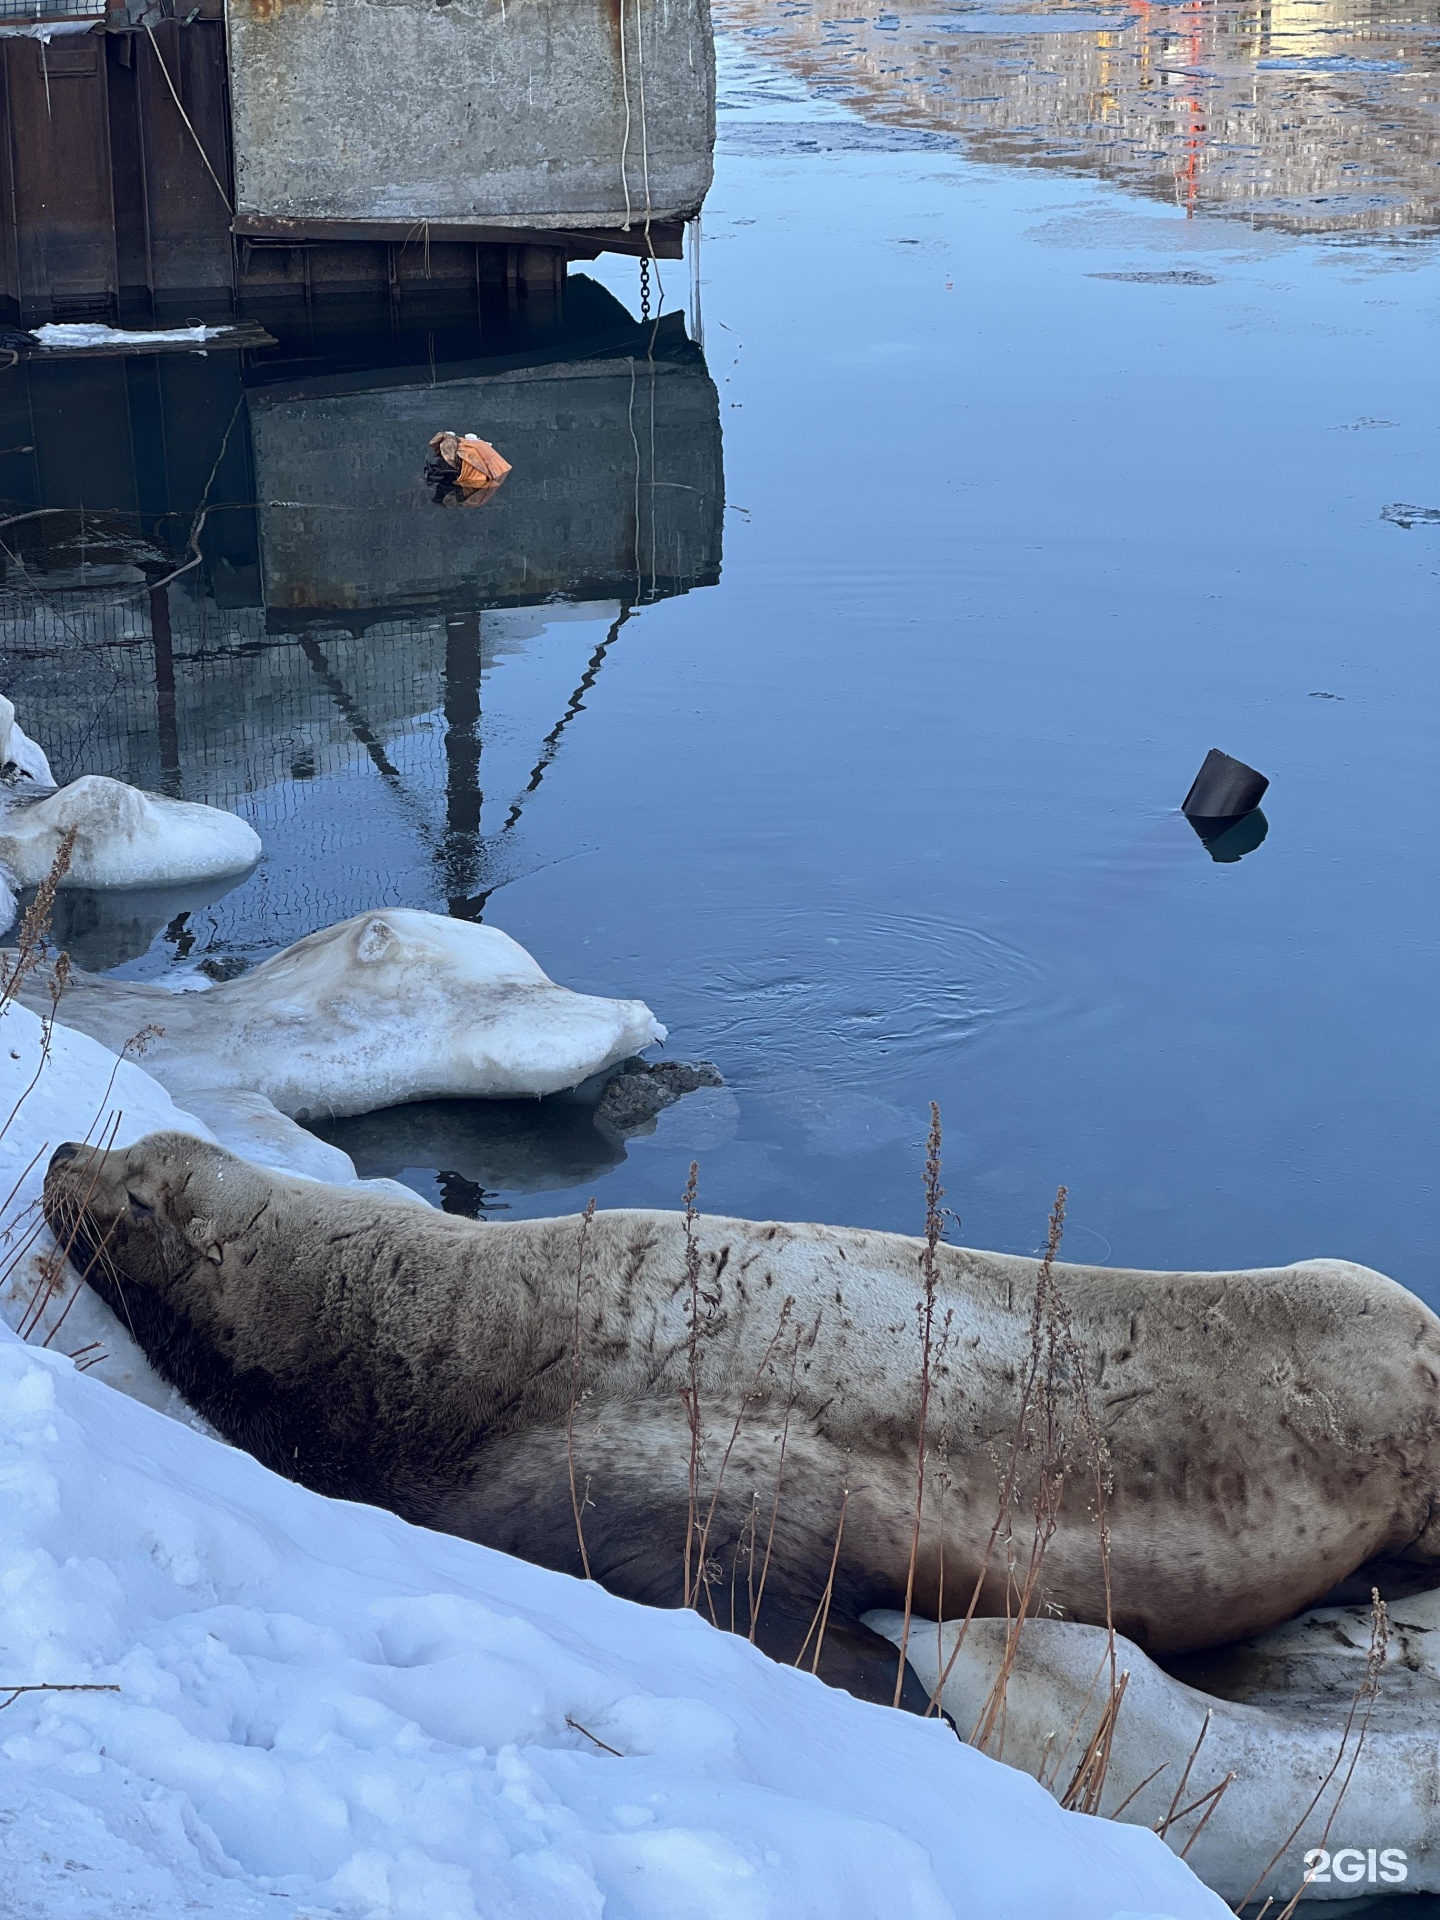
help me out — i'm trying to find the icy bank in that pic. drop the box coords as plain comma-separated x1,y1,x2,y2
14,908,666,1119
0,1327,1227,1920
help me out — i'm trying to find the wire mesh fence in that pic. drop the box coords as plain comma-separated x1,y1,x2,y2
0,579,449,809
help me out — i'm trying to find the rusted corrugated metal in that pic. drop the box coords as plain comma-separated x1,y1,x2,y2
0,1,705,329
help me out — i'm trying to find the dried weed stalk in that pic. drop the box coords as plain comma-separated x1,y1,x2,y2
893,1100,946,1706
795,1466,849,1675
679,1160,716,1607
919,1179,1121,1788
691,1293,796,1618
0,825,76,1013
566,1198,598,1580
747,1326,803,1639
1236,1589,1389,1918
0,1682,119,1713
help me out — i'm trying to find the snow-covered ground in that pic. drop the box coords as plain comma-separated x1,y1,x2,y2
0,999,1228,1919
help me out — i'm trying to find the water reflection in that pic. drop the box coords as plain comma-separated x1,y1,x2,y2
716,0,1440,236
316,1066,735,1214
1187,806,1270,862
42,877,256,972
317,1093,632,1211
0,279,723,962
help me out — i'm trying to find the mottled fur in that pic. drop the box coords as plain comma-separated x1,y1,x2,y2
46,1134,1440,1693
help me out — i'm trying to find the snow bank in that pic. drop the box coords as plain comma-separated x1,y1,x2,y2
16,908,666,1119
0,774,261,889
0,1329,1226,1920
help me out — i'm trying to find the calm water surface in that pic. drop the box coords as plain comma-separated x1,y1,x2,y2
2,15,1437,1294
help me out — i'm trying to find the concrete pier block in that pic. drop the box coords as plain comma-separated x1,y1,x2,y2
226,0,716,234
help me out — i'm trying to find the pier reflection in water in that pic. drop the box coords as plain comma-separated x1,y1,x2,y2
715,0,1440,235
0,279,721,950
0,280,724,1202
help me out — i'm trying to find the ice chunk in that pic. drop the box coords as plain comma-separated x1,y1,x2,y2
872,1604,1439,1904
11,908,666,1120
32,321,227,348
0,692,54,786
0,773,261,888
180,1084,430,1206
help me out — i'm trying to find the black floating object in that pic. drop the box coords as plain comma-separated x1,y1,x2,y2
1182,748,1268,822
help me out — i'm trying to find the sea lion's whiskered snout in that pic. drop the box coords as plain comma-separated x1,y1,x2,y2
43,1140,132,1306
43,1139,107,1265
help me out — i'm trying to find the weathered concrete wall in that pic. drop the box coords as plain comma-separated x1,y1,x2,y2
226,0,715,229
246,322,722,611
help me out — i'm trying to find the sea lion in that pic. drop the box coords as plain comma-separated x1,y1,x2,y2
13,908,665,1120
44,1132,1440,1704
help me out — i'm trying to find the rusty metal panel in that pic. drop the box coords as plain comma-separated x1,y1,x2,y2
3,33,118,320
0,22,236,327
225,0,715,232
104,30,153,319
135,20,235,302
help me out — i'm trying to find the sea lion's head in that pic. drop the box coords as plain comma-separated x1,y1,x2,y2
42,1131,303,1382
42,1130,471,1500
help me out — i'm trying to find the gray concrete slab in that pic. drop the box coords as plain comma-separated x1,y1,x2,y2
226,0,715,231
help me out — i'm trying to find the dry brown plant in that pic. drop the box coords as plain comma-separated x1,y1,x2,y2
795,1468,849,1675
747,1325,804,1640
892,1101,946,1705
0,824,76,1013
690,1294,796,1618
679,1160,715,1607
566,1197,598,1580
1236,1589,1390,1918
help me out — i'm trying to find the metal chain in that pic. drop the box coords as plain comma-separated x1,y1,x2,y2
639,256,651,321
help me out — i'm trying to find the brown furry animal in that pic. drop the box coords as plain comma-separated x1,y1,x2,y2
45,1132,1440,1704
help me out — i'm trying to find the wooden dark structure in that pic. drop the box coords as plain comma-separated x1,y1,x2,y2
0,5,682,331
